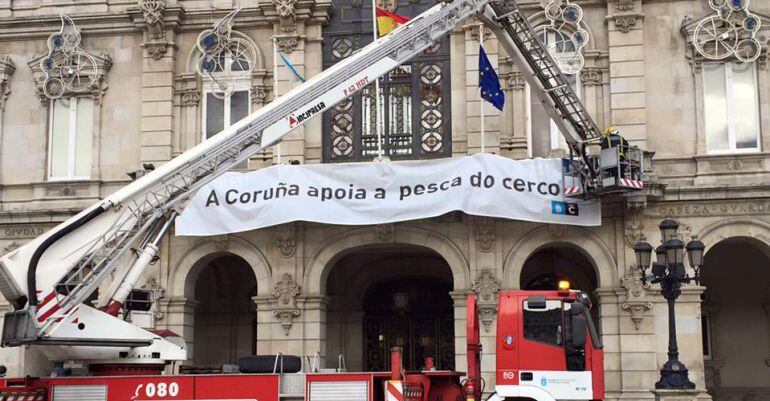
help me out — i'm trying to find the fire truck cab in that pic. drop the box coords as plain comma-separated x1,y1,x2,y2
492,290,604,401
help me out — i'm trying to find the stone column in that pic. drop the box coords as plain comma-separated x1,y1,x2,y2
157,296,198,362
464,23,500,155
272,31,308,164
450,291,469,373
253,295,276,355
0,55,15,184
297,295,329,367
270,0,331,164
606,0,647,147
136,0,178,165
499,69,527,159
612,268,658,401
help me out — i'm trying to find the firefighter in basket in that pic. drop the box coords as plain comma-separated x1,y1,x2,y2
600,125,631,179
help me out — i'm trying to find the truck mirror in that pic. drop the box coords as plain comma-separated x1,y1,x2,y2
570,303,587,348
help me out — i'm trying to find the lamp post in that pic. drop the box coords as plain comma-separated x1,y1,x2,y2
633,219,705,389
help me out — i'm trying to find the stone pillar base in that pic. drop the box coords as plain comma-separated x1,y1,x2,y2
652,389,712,401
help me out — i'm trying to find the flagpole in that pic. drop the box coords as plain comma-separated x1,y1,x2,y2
272,36,282,164
372,0,385,160
479,23,485,154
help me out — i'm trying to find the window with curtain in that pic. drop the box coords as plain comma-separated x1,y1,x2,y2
48,97,93,180
203,89,250,168
203,90,250,140
703,62,760,153
322,0,451,162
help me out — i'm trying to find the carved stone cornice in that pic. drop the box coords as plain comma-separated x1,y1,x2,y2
139,0,166,41
616,0,634,12
174,73,200,108
580,67,602,87
0,56,15,111
273,0,298,32
500,71,526,91
606,13,645,34
178,89,200,107
251,84,271,106
275,35,301,54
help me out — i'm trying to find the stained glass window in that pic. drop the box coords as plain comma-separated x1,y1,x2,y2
322,0,451,162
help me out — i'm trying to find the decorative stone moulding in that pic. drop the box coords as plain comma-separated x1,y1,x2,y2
689,0,765,63
474,217,495,253
473,269,501,332
193,9,259,98
272,273,301,336
35,14,107,101
536,0,590,75
0,56,15,111
139,0,168,60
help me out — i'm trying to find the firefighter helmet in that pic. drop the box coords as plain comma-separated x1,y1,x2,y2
604,125,619,137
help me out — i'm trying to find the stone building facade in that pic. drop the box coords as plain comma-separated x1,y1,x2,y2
0,0,769,401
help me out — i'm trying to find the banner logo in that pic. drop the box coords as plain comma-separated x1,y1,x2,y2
287,101,326,128
551,200,579,216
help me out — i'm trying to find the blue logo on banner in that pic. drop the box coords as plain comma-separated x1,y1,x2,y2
541,377,548,387
552,201,579,216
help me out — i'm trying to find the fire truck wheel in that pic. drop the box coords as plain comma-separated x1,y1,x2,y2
237,355,302,373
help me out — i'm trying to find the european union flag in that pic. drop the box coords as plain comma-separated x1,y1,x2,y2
479,45,505,111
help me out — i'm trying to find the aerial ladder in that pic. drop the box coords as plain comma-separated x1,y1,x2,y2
0,0,644,378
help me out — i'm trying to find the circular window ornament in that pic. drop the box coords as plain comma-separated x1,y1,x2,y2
735,37,761,62
694,16,739,60
193,9,258,99
39,14,99,100
694,0,763,63
537,0,588,75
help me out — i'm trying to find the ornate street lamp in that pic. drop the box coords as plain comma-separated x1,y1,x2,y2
659,219,679,242
633,220,705,390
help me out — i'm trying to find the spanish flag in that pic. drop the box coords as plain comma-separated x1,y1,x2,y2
376,7,410,37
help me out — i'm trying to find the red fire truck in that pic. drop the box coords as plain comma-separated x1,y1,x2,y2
0,291,602,401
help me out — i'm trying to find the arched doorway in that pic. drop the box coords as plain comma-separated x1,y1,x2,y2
362,278,454,372
192,253,257,367
325,246,455,372
701,238,770,401
520,245,598,292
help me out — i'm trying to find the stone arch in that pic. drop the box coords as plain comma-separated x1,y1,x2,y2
169,236,272,299
698,218,770,256
337,249,455,311
503,225,617,289
304,226,470,295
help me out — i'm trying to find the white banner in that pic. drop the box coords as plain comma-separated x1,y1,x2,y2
175,154,600,236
